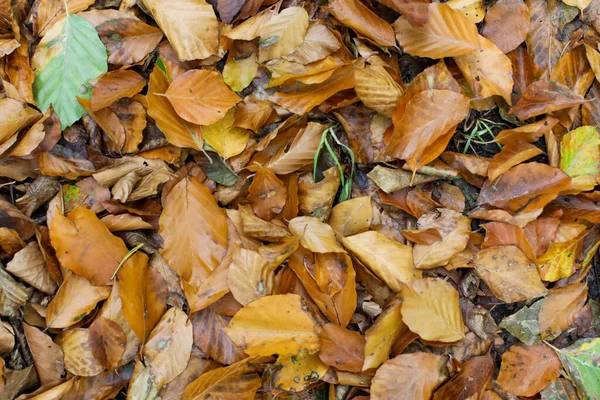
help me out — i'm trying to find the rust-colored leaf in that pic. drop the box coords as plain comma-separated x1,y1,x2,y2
88,317,127,371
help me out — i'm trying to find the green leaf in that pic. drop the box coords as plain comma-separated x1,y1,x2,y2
499,299,542,346
560,126,600,193
197,151,240,186
554,338,600,399
33,14,108,129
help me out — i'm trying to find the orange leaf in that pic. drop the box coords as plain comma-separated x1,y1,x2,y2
247,166,286,221
319,323,365,373
433,354,494,400
165,70,241,126
159,175,228,287
496,343,561,396
510,81,586,120
487,140,544,181
327,0,396,47
91,70,146,111
538,282,588,339
191,307,246,365
481,0,530,53
88,317,127,371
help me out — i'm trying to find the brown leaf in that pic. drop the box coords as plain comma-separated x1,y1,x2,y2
371,352,448,400
265,122,327,175
433,354,494,400
6,242,57,294
388,89,470,171
482,0,530,53
474,246,547,302
23,323,64,385
510,80,586,120
328,196,372,237
191,307,246,365
318,323,365,372
233,97,277,133
538,282,588,339
482,222,536,261
247,166,286,221
62,328,105,377
496,343,561,396
298,167,340,219
91,70,146,111
88,317,127,371
487,140,544,181
478,162,571,213
159,175,228,287
117,251,167,342
551,46,595,96
165,70,241,126
142,307,193,388
327,0,396,47
525,0,563,75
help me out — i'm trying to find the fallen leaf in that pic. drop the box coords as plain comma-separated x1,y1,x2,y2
555,338,600,400
265,122,327,174
536,233,585,281
474,246,547,302
284,21,342,64
388,89,470,171
165,69,241,126
550,46,595,96
117,251,167,342
143,307,193,388
327,0,395,47
496,343,561,396
561,0,592,10
343,231,420,292
23,323,64,385
510,80,586,120
525,0,563,75
6,242,57,294
319,323,365,373
363,299,404,370
191,307,246,365
478,162,571,213
224,294,319,356
499,299,542,345
538,282,588,339
393,3,479,58
228,248,275,305
560,126,600,193
223,41,258,92
159,175,228,287
46,272,110,329
289,216,345,253
49,206,128,286
447,0,486,23
371,352,448,400
482,0,530,53
400,278,465,342
258,7,308,62
273,352,328,392
88,317,127,371
433,354,493,400
487,141,544,181
143,0,218,61
91,70,146,111
203,108,250,159
247,166,286,221
328,196,372,237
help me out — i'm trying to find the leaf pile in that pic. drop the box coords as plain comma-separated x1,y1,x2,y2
0,0,600,398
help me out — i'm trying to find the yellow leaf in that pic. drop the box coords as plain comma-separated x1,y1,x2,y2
401,278,466,342
393,3,479,58
142,0,218,61
537,235,585,282
228,248,275,306
203,109,249,159
447,0,486,23
343,231,420,292
363,299,403,370
560,126,600,193
61,328,104,376
289,216,345,253
561,0,592,10
354,65,403,116
258,7,309,62
328,196,373,237
273,352,328,392
586,45,600,83
224,294,320,356
223,42,258,92
283,21,342,64
143,308,193,388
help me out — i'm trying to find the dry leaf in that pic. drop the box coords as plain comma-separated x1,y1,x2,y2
224,294,319,356
401,278,466,342
92,70,146,111
143,307,193,388
247,166,286,221
319,323,365,373
258,7,308,62
6,242,57,294
482,0,530,53
88,317,127,371
23,323,64,385
273,352,328,392
433,354,494,400
289,216,345,253
371,353,448,400
203,108,250,159
62,328,104,377
487,141,544,181
538,282,588,339
354,65,403,117
191,307,246,365
363,299,403,370
228,248,275,306
328,196,372,237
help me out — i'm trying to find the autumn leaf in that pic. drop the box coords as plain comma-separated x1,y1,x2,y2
227,248,275,305
327,0,395,47
538,282,588,339
371,353,449,400
496,343,562,396
393,3,479,58
328,196,372,237
400,278,465,342
354,65,403,116
159,175,228,287
247,166,287,221
289,216,345,253
91,70,146,111
224,294,319,356
88,317,127,371
273,352,328,392
536,233,585,282
510,80,586,120
555,338,600,399
433,354,493,400
560,126,600,193
482,0,530,53
258,7,309,62
23,323,64,385
363,299,403,370
319,323,365,372
165,70,241,126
